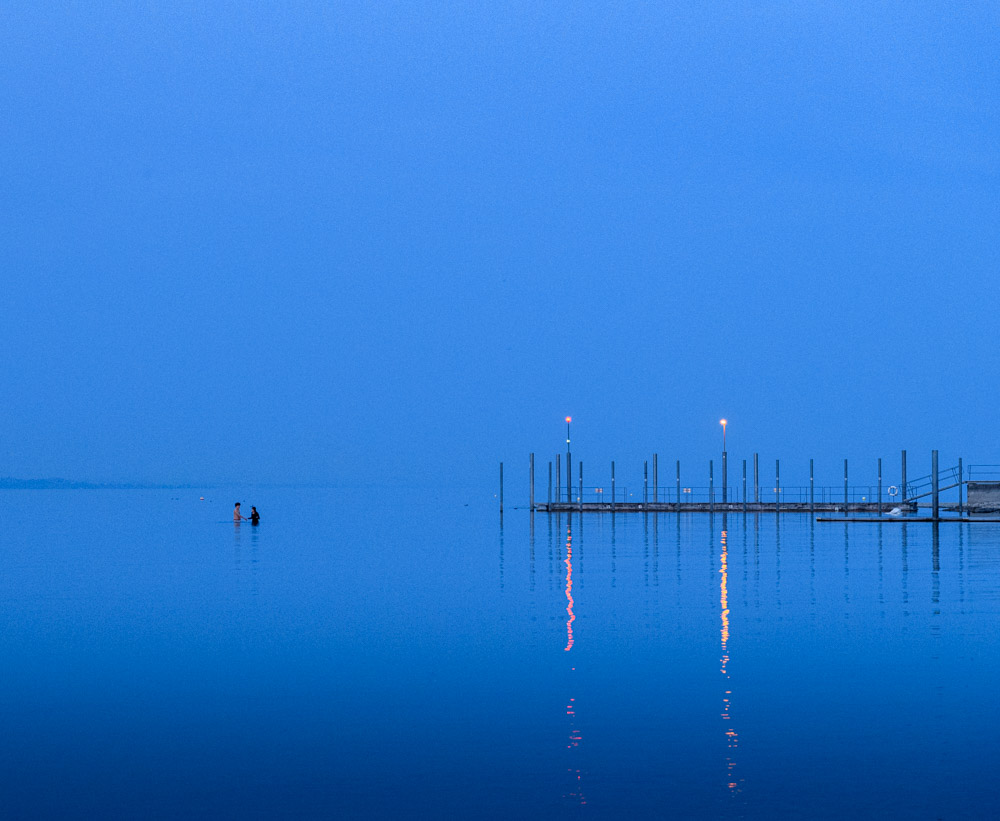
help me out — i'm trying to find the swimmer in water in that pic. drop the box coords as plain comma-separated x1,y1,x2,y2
250,506,260,525
234,502,246,523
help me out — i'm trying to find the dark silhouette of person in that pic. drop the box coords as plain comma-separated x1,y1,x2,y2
250,506,260,525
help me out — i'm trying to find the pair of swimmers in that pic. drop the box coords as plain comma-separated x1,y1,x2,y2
234,502,259,525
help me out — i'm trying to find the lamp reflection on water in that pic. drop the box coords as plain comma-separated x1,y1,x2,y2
720,527,742,794
563,521,585,805
564,522,575,652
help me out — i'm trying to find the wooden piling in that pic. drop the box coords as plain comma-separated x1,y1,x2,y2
556,454,561,505
567,449,572,503
877,458,882,516
530,453,535,512
932,449,939,520
810,459,814,514
742,460,747,513
843,459,848,517
958,457,964,515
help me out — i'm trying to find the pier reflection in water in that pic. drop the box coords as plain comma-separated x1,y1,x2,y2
1,490,1000,818
526,508,999,818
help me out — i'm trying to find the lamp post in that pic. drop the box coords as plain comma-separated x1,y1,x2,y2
565,416,572,503
720,419,728,504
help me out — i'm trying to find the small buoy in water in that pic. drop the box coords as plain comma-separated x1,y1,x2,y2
199,496,205,500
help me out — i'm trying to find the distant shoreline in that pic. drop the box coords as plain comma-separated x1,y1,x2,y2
0,479,377,490
0,478,200,490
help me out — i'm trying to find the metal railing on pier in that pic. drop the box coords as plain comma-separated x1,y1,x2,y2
557,485,917,507
514,449,971,517
967,465,1000,481
905,465,961,500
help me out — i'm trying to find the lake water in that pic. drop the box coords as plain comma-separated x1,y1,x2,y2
1,489,999,819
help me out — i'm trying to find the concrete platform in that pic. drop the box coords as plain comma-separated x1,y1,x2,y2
817,516,1000,523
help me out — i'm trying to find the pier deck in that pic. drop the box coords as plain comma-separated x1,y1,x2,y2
535,501,919,514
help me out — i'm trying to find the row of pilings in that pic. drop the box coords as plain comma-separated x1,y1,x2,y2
500,449,968,519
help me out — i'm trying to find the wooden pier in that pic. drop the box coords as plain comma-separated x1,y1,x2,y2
505,449,1000,520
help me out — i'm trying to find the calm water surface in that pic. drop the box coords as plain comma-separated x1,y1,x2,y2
1,490,999,819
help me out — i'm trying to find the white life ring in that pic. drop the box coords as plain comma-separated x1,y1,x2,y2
888,485,899,497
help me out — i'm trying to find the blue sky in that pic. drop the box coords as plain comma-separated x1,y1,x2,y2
1,1,997,488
